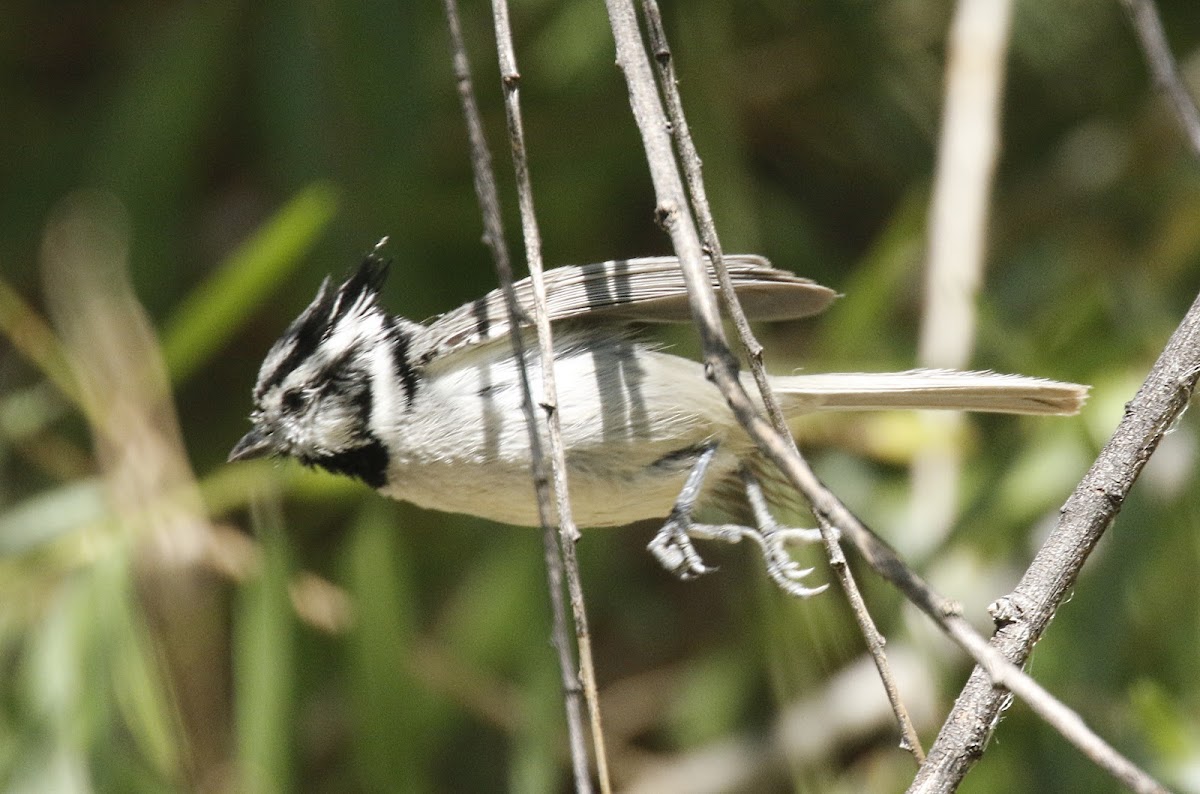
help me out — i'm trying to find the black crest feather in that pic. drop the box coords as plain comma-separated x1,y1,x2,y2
331,249,390,323
255,244,391,399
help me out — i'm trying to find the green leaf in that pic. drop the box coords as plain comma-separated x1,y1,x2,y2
233,493,296,794
162,183,338,384
344,504,440,792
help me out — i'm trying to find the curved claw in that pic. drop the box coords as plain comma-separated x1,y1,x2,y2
647,445,833,598
649,518,717,581
782,564,816,581
760,535,828,597
781,579,830,599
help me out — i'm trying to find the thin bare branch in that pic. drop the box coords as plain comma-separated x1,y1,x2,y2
439,2,593,789
913,3,1200,789
926,621,1171,794
908,224,1200,791
489,0,611,790
1119,0,1200,155
636,0,923,764
919,0,1012,372
602,3,1167,792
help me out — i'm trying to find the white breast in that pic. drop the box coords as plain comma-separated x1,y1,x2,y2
373,332,742,527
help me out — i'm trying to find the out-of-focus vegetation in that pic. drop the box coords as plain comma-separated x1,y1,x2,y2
2,1,1199,792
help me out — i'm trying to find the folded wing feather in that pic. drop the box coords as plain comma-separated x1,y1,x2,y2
423,255,836,362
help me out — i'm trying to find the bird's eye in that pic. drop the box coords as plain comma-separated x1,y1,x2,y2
282,389,305,411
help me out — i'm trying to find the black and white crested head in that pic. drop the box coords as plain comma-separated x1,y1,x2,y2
229,245,415,488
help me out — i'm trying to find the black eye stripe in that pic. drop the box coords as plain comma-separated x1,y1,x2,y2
350,377,373,422
258,325,325,397
261,278,338,390
320,345,360,382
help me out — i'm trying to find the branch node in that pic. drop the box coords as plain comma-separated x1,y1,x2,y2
653,201,677,230
988,595,1023,626
940,600,964,618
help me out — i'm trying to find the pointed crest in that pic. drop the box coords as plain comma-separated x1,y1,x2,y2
253,241,392,399
330,241,391,323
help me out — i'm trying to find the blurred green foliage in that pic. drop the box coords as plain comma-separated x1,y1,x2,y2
2,0,1200,792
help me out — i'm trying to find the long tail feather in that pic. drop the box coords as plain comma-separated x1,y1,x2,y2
766,369,1088,416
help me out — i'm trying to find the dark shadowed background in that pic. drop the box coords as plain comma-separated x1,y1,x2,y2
2,1,1199,791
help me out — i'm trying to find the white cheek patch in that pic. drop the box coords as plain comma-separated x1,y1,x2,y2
368,341,403,435
309,400,359,451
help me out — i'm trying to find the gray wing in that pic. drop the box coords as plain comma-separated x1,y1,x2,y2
421,254,837,362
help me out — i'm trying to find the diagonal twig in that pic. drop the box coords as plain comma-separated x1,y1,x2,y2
636,0,923,764
601,2,1167,792
913,1,1200,789
1119,0,1200,154
439,3,595,790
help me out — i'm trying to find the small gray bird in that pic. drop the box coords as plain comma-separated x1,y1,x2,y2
230,248,1086,594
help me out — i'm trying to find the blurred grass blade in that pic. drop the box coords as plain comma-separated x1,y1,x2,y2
106,554,182,780
0,480,105,557
510,652,564,794
162,182,338,383
0,278,80,407
234,491,295,794
41,190,231,784
345,505,439,791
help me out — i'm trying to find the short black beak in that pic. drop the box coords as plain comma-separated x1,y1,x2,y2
228,427,273,463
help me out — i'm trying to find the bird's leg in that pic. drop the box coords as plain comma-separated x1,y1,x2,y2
648,446,829,597
719,467,830,597
648,442,721,580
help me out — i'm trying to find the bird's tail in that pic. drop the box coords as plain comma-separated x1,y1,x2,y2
765,369,1088,417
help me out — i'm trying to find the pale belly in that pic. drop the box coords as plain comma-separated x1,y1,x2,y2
383,442,743,527
375,334,742,527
